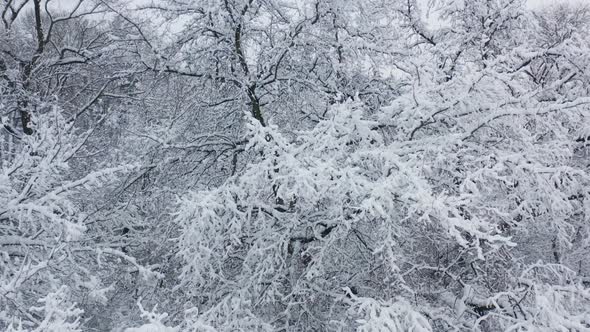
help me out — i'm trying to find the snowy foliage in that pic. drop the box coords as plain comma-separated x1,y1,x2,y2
123,301,178,332
0,107,136,329
1,0,590,330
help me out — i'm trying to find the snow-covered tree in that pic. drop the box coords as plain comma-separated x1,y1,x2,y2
169,0,590,330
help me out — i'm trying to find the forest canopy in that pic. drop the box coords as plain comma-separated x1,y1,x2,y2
1,0,590,331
